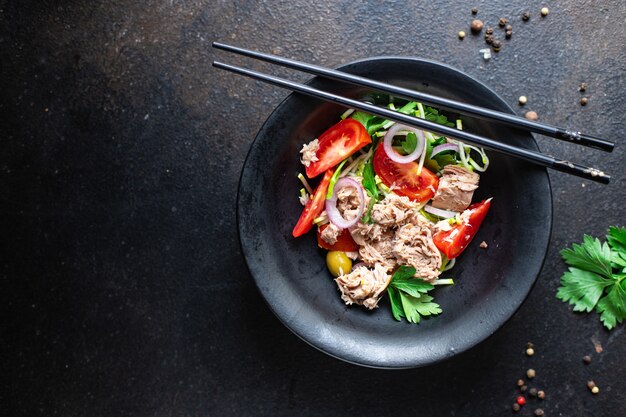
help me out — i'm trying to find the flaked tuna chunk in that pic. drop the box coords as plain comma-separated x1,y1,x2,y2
350,222,396,270
320,223,341,245
335,263,392,309
335,176,369,221
431,165,479,212
392,223,442,282
299,139,319,167
370,193,420,227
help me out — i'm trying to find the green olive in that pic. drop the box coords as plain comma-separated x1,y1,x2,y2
326,251,352,277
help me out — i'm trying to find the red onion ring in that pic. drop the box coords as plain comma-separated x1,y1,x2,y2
383,124,425,164
325,177,365,229
430,143,459,158
424,204,458,219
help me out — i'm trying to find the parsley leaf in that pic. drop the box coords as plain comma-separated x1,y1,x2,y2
557,226,626,329
560,235,613,278
387,265,443,324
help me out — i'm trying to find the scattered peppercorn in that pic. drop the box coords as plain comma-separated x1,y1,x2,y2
516,396,526,406
527,368,536,379
512,403,521,412
529,388,538,397
521,385,528,392
581,97,588,106
499,17,509,27
492,39,502,51
587,380,596,389
583,355,592,364
534,409,545,417
541,7,549,17
472,7,478,15
526,347,535,355
485,34,494,44
527,342,534,348
471,19,484,33
578,82,587,92
525,111,538,120
486,27,494,35
517,379,525,387
592,386,600,394
505,30,513,39
458,31,466,39
522,11,531,21
506,24,513,31
537,390,546,400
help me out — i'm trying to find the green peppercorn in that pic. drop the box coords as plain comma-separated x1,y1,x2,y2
492,39,502,51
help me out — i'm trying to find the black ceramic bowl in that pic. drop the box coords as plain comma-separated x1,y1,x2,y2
237,57,552,368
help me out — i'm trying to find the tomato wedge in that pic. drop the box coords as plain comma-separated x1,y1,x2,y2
305,119,371,178
292,169,334,238
316,224,359,252
372,144,439,203
433,199,492,259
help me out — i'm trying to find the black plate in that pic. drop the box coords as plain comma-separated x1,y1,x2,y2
237,57,552,368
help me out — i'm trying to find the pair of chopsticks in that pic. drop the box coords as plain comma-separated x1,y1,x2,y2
212,42,613,184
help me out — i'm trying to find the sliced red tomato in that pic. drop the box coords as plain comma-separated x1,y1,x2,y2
305,119,371,178
433,199,492,259
372,144,439,203
292,169,334,238
316,224,359,252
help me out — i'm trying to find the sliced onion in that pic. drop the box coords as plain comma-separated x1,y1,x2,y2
431,143,459,158
424,204,458,219
325,177,365,229
383,124,426,164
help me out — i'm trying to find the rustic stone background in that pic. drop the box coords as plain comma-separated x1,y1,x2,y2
1,1,624,415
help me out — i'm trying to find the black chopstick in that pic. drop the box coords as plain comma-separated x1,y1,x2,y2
213,42,614,153
212,61,610,184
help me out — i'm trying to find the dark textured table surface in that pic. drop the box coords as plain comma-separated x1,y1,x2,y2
1,1,625,416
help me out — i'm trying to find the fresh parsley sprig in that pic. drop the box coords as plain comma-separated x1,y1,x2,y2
387,265,443,324
557,226,626,329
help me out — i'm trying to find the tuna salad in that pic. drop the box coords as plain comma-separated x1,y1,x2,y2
292,98,492,324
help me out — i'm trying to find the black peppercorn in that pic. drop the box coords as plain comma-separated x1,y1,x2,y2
499,17,509,27
471,19,484,33
529,388,538,397
472,7,478,14
534,409,545,417
520,385,528,392
581,97,588,106
512,403,521,412
583,355,592,364
506,24,513,31
505,30,513,39
579,82,587,92
484,34,494,44
486,27,494,35
522,11,530,21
